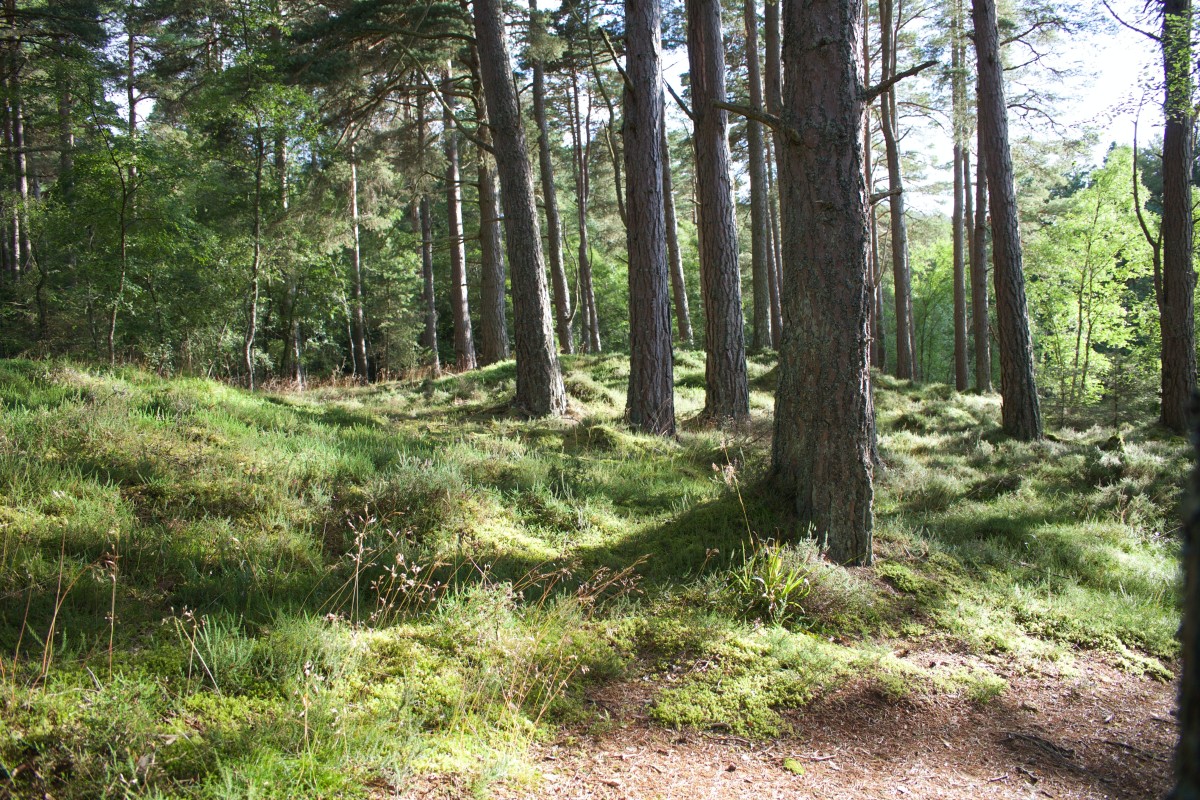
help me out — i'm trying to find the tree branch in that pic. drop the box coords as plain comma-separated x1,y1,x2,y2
862,59,937,103
667,82,695,121
713,101,800,143
871,188,901,205
1100,0,1160,42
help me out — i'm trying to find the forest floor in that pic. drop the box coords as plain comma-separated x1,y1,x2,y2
0,354,1185,799
481,653,1175,800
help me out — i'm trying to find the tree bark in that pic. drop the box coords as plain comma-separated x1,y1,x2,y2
348,141,369,382
443,66,477,371
972,0,1041,440
530,0,573,354
570,66,602,353
766,143,784,349
472,0,567,416
477,151,510,365
243,131,264,389
764,0,785,351
951,8,968,393
462,44,511,367
879,0,914,380
1158,0,1196,433
970,123,991,391
415,97,441,376
623,0,676,435
743,0,772,351
686,0,749,420
661,106,694,348
772,0,874,566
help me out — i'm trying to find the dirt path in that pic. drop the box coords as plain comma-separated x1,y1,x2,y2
472,654,1176,800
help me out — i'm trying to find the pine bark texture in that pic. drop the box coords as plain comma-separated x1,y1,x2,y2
1158,0,1196,434
686,0,749,420
952,142,968,392
744,0,772,351
772,0,874,566
530,0,573,354
972,0,1041,439
661,109,694,347
970,124,991,391
443,69,477,372
415,98,440,376
879,0,914,380
348,146,369,381
473,0,567,416
465,46,511,367
623,0,676,436
477,152,510,365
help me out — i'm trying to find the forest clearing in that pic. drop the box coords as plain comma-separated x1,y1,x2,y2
0,356,1183,798
1,0,1199,795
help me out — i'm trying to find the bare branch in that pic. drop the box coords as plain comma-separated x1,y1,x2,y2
713,101,800,143
863,59,938,103
1100,0,1160,42
667,82,695,121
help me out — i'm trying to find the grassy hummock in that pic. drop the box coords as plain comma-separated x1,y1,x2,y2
0,356,1183,797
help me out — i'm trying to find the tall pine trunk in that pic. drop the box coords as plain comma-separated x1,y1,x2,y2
772,0,873,566
462,54,510,366
473,0,567,416
530,0,573,353
243,132,264,389
347,142,369,382
1158,0,1196,433
972,0,1041,440
743,0,772,351
444,66,477,371
970,122,992,391
570,68,601,353
661,106,694,347
879,0,914,380
624,0,675,435
951,5,968,392
687,0,749,420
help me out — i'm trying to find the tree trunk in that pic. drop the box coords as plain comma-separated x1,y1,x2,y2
743,0,772,351
461,40,510,366
864,0,884,371
952,139,968,392
1158,0,1196,433
415,97,441,376
530,0,573,354
951,4,968,392
772,0,874,566
348,142,369,382
686,0,749,420
765,0,785,351
972,0,1041,439
570,67,602,353
420,199,441,376
970,124,992,391
661,105,694,347
477,153,510,365
243,132,264,389
879,0,914,380
444,66,477,371
766,144,784,349
623,0,676,435
473,0,567,416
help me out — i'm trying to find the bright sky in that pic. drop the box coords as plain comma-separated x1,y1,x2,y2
656,0,1168,215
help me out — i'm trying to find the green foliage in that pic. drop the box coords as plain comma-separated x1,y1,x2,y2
727,539,814,624
1026,146,1157,411
0,357,1183,796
